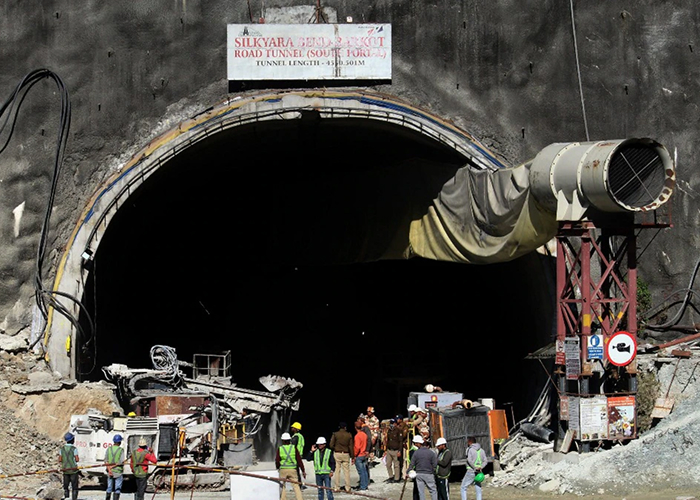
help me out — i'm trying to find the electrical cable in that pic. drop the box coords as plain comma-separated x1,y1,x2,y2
569,0,590,141
642,255,700,329
0,69,97,374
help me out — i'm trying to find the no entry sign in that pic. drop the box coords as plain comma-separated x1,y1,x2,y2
606,331,637,366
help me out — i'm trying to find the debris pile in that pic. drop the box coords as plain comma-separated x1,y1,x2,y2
492,350,700,495
0,337,120,498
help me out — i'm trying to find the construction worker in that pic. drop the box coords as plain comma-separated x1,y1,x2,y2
460,436,486,500
58,432,80,500
435,437,453,500
290,422,305,489
130,437,157,500
407,435,437,500
306,437,335,500
276,432,306,500
105,434,125,500
329,421,354,493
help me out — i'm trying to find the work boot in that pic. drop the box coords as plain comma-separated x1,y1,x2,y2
106,493,112,500
114,494,120,500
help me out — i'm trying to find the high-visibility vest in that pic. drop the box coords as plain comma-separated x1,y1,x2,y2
468,447,485,470
60,445,78,475
406,444,417,469
313,448,332,475
131,450,149,478
105,445,124,475
294,433,305,456
436,449,450,478
279,444,297,469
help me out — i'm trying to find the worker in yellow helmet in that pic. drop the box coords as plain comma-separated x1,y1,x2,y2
290,422,306,489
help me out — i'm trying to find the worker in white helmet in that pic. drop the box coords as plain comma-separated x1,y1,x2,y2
306,437,335,500
435,437,453,500
406,435,437,500
276,432,306,500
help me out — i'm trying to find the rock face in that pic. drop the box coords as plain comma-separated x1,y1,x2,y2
0,2,696,342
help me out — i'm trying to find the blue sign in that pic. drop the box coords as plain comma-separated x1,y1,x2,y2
587,334,604,360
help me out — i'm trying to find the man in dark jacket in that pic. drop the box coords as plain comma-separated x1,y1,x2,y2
385,419,404,483
435,437,453,500
329,422,353,493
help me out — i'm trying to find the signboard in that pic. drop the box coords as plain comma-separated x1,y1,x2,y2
555,339,565,365
606,331,637,367
579,396,608,441
587,334,604,360
568,397,580,437
227,24,392,81
608,396,636,439
559,395,569,421
565,337,580,380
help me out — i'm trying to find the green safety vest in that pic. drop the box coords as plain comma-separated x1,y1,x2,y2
279,444,297,469
294,433,305,455
60,444,78,475
313,448,332,475
469,447,485,470
407,444,417,469
105,445,124,475
131,450,149,478
436,449,450,478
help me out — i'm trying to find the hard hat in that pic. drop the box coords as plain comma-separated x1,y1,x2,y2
113,434,123,443
281,432,292,440
475,472,485,484
408,470,417,479
316,437,327,445
408,404,418,412
64,432,74,442
412,435,424,444
127,412,136,417
138,437,148,447
291,422,302,430
435,437,447,446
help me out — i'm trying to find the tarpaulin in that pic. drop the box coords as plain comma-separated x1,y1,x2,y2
407,163,558,264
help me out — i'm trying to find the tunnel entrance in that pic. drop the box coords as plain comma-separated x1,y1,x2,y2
75,104,555,444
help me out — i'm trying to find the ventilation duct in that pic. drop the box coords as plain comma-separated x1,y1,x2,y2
528,138,675,221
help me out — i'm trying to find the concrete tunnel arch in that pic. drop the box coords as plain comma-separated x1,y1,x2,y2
45,89,556,436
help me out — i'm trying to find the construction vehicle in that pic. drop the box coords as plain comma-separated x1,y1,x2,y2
69,346,302,489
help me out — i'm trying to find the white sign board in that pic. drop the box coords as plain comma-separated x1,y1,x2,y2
227,24,392,81
606,331,637,367
579,396,609,441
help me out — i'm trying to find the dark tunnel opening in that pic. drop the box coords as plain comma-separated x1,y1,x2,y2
78,116,556,446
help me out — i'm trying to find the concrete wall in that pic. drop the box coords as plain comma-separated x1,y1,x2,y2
1,1,698,343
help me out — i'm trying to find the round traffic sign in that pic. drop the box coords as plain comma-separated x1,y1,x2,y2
606,331,637,366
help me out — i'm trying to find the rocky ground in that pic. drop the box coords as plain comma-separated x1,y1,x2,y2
0,332,698,499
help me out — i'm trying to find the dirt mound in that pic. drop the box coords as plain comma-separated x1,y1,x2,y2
0,350,120,497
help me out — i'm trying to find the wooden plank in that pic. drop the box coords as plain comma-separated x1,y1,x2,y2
559,429,575,453
650,397,675,419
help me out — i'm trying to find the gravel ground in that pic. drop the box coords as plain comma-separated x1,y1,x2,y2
1,346,700,499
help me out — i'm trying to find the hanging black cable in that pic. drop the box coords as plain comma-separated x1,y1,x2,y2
0,69,96,374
